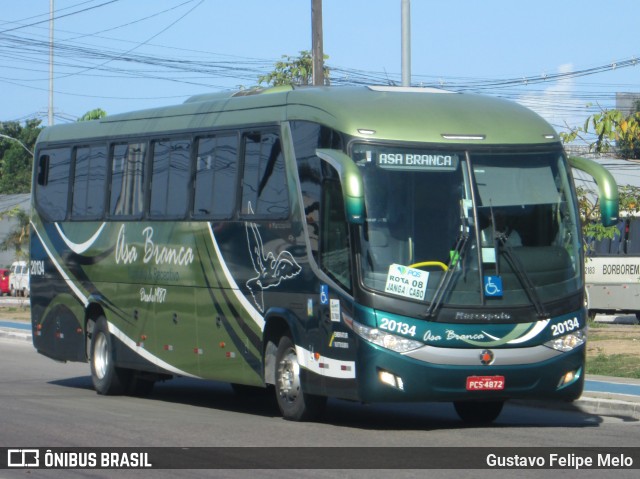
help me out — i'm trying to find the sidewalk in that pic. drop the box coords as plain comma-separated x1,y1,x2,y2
2,319,639,420
537,375,640,420
0,319,31,342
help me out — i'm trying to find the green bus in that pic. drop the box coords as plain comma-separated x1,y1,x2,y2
30,85,618,423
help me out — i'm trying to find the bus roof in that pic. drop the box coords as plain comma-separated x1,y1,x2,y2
36,85,558,146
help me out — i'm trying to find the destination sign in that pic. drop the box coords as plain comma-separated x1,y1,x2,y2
376,151,459,171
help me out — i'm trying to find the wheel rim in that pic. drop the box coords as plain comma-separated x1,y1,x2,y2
277,347,301,404
93,333,109,380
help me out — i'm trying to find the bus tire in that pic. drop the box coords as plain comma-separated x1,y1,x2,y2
453,400,504,424
90,317,130,395
274,334,326,421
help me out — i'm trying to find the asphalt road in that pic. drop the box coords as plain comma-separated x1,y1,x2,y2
1,337,639,478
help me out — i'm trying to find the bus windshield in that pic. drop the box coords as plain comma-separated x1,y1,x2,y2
354,143,582,311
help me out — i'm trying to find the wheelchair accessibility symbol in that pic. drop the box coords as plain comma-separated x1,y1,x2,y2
320,284,329,305
484,276,503,297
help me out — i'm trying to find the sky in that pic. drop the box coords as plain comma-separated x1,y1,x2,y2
0,0,639,141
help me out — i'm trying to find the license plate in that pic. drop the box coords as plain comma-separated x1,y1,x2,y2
466,375,505,391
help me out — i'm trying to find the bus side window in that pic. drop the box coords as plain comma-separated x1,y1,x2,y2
109,142,146,218
72,145,107,219
627,219,640,255
149,138,191,218
609,220,625,255
593,237,611,255
240,131,289,218
35,147,71,221
193,135,238,219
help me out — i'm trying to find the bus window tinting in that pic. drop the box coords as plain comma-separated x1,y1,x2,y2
241,132,289,218
150,139,191,218
627,219,640,255
109,142,146,218
35,147,71,221
194,135,238,219
72,145,107,219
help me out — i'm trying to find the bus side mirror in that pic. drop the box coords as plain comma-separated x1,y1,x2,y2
316,149,365,224
568,156,619,227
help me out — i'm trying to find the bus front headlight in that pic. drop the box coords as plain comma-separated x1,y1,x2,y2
544,329,586,352
351,320,423,353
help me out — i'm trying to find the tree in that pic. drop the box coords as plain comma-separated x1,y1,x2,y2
78,108,107,122
578,183,640,253
561,104,640,248
258,50,330,87
0,119,42,194
560,106,640,160
0,108,105,194
0,207,29,260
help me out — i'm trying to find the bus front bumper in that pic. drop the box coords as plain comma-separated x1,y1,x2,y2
354,340,585,404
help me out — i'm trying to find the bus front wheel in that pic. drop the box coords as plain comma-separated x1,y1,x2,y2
453,400,504,424
90,317,130,395
274,335,326,421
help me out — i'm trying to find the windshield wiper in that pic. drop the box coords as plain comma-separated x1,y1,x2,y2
496,234,549,319
423,232,470,318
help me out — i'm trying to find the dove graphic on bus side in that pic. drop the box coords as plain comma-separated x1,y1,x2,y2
244,203,302,312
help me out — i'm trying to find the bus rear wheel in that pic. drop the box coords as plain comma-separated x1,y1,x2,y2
90,317,130,395
453,400,504,424
274,335,326,421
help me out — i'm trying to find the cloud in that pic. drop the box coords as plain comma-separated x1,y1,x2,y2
516,63,587,133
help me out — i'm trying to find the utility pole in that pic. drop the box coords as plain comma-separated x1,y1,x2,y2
401,0,411,87
49,0,54,126
311,0,324,86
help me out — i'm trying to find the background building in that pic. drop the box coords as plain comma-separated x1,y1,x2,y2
616,92,640,116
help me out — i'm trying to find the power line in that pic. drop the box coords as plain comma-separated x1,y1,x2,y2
0,0,121,34
4,26,635,94
0,3,638,121
53,0,205,81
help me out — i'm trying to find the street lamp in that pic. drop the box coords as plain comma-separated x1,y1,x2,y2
0,133,34,157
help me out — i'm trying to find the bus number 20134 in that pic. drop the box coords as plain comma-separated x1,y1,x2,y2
551,317,580,336
379,318,417,337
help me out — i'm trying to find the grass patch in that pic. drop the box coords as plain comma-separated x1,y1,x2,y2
586,354,640,379
587,319,608,329
2,306,27,313
0,305,31,321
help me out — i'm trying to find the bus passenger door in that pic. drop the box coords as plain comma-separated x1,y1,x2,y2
314,175,357,397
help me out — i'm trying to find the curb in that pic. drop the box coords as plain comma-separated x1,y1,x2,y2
575,396,640,420
516,396,640,421
0,328,31,342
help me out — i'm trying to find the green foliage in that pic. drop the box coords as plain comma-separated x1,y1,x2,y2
0,108,105,194
578,183,640,253
78,108,107,122
560,107,640,159
258,50,330,87
0,207,30,260
0,119,41,194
